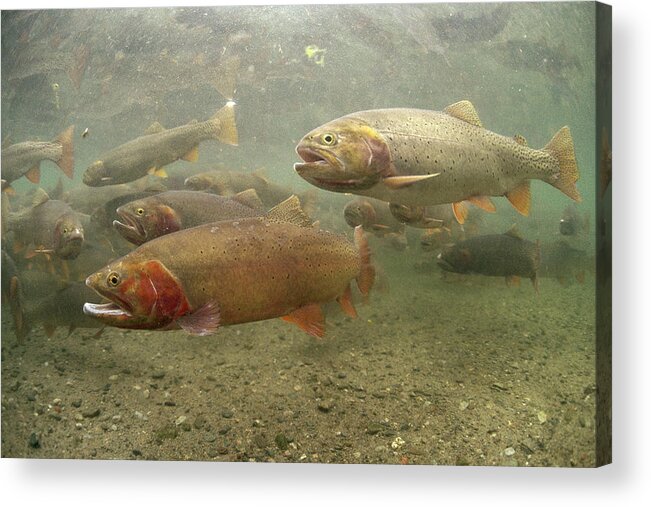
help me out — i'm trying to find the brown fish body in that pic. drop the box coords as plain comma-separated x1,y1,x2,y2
113,190,264,244
438,227,539,289
140,220,359,325
1,126,74,187
82,104,237,186
85,198,373,338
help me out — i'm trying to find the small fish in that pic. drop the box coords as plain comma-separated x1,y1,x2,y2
113,189,265,245
559,204,589,237
82,103,238,187
7,189,85,260
437,225,540,291
84,197,374,338
388,203,450,229
295,100,580,224
343,197,405,237
1,126,74,191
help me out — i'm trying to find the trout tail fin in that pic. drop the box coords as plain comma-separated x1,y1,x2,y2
54,125,75,179
543,126,581,202
210,103,238,146
354,225,375,303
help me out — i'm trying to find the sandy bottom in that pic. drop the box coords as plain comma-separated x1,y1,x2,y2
1,251,596,466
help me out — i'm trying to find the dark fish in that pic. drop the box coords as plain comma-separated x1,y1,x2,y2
113,189,265,245
540,240,588,286
295,100,580,224
1,126,74,190
437,226,540,291
559,204,589,237
1,249,26,341
7,190,84,260
84,197,374,338
82,104,238,186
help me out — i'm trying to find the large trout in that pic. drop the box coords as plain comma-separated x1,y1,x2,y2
294,100,580,223
84,197,374,338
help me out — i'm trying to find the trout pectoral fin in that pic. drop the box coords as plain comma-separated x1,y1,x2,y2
25,164,41,183
505,275,521,287
505,181,531,216
383,174,440,189
452,201,468,224
181,145,200,162
281,303,325,338
337,285,358,319
176,301,221,336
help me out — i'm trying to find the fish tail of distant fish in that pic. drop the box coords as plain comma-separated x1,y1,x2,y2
543,126,581,202
210,103,238,146
354,225,374,303
54,125,75,179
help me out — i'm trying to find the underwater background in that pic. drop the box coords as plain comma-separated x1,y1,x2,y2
1,2,601,466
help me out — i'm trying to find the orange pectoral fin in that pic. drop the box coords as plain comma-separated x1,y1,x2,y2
452,201,469,224
337,285,358,319
25,164,41,183
281,304,325,338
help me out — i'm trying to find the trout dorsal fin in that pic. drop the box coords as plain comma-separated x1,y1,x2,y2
443,100,483,128
32,188,50,207
504,224,523,239
266,195,312,227
144,121,165,135
231,189,264,211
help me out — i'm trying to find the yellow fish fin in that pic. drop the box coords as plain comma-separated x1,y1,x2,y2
181,145,200,162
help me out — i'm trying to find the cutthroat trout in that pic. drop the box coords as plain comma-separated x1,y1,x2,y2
1,126,74,191
82,103,238,186
295,100,580,223
84,197,374,338
113,189,265,245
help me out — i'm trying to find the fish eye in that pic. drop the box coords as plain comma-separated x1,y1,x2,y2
136,208,144,216
63,227,68,234
321,133,336,146
107,272,121,287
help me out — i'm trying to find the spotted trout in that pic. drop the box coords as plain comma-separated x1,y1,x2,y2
294,100,580,223
82,103,238,186
113,189,265,245
84,196,374,338
1,126,74,191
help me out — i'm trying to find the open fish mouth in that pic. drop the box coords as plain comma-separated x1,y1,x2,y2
83,301,133,319
113,209,147,244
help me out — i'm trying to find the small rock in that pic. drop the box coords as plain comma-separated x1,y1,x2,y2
108,375,118,381
82,408,101,419
71,399,82,408
204,433,216,443
28,433,40,449
193,415,206,429
132,449,142,456
537,411,548,424
459,401,469,411
317,400,333,413
366,422,384,435
175,415,187,426
218,426,231,435
152,370,166,379
221,409,234,419
337,372,347,379
164,400,176,407
275,433,289,451
504,447,516,456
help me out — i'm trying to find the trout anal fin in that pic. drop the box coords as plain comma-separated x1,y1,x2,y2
281,303,325,338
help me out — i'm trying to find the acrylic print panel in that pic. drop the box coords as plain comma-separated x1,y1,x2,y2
0,2,611,467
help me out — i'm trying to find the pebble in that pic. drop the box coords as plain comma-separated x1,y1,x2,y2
275,433,289,451
108,375,118,381
72,399,82,408
28,433,40,449
152,371,166,379
82,408,101,418
317,400,333,413
504,447,516,456
221,409,234,419
537,411,548,424
175,415,187,426
459,401,469,411
204,433,216,443
366,422,384,435
193,415,206,429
